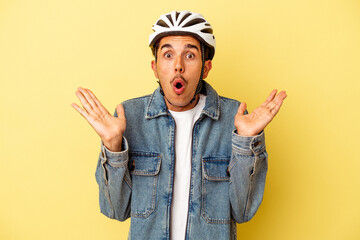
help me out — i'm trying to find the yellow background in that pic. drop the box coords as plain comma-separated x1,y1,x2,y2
1,0,359,239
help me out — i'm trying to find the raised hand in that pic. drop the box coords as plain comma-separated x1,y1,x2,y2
72,87,126,152
234,90,287,136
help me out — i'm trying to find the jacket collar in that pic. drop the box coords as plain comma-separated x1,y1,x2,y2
145,81,220,120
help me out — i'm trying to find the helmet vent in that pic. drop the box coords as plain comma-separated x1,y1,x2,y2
156,20,170,28
200,28,213,34
183,18,206,28
149,11,216,60
165,14,174,26
178,13,192,25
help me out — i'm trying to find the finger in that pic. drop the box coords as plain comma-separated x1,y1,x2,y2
267,101,276,110
283,92,287,99
75,90,93,114
278,91,287,100
116,104,126,119
71,103,90,120
270,97,285,116
237,102,247,115
261,89,277,107
77,87,102,115
269,92,287,114
265,90,287,109
87,89,109,115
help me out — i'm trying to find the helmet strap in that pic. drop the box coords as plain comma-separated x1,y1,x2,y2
157,80,164,95
189,43,205,103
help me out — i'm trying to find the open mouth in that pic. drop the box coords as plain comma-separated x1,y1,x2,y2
175,82,183,89
172,79,185,94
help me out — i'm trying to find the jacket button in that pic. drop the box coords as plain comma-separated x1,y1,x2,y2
130,161,135,171
226,168,230,177
254,141,261,147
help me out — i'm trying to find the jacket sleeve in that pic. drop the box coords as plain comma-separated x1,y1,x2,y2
229,130,268,223
95,137,132,221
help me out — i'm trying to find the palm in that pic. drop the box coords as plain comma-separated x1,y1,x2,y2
72,87,126,152
87,110,126,142
235,90,287,136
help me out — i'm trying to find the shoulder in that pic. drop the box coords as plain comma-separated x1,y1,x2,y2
219,95,240,108
217,96,243,119
121,94,152,110
116,94,152,118
122,94,152,105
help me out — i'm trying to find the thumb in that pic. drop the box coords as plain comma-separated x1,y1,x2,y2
237,102,247,115
116,104,125,119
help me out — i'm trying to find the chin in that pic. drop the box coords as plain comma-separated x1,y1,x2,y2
166,96,193,108
169,99,189,107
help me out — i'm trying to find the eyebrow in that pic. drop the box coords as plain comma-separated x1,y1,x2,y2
185,44,199,51
160,43,199,51
160,44,172,50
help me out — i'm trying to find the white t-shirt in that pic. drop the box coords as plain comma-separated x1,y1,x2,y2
168,95,206,240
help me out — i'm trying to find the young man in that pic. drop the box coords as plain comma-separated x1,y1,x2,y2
72,11,287,240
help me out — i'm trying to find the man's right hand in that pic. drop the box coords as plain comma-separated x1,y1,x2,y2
72,87,126,152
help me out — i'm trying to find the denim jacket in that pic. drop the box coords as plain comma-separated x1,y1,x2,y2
95,82,268,240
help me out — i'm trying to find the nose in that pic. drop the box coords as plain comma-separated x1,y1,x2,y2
174,56,184,73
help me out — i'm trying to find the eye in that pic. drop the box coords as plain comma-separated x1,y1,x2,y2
186,53,195,59
164,52,172,58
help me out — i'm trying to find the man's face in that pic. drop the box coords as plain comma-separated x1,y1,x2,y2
151,35,212,112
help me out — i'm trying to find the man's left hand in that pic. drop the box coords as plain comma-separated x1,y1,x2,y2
234,90,287,136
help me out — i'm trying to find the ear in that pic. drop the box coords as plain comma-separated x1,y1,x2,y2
202,60,212,79
151,60,159,79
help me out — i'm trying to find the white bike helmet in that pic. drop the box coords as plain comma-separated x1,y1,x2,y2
149,10,216,60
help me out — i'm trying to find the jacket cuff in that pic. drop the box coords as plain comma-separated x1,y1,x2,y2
232,130,266,156
100,137,129,165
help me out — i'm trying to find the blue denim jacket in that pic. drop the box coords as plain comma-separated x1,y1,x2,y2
95,82,268,240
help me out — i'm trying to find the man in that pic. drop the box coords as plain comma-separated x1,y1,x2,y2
72,10,287,240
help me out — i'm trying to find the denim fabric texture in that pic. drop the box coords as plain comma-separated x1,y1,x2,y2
95,81,268,240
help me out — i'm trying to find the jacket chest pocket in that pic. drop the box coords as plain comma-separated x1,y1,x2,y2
129,152,161,218
201,157,231,224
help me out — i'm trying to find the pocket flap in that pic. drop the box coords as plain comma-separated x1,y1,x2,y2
129,152,161,176
203,157,230,181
